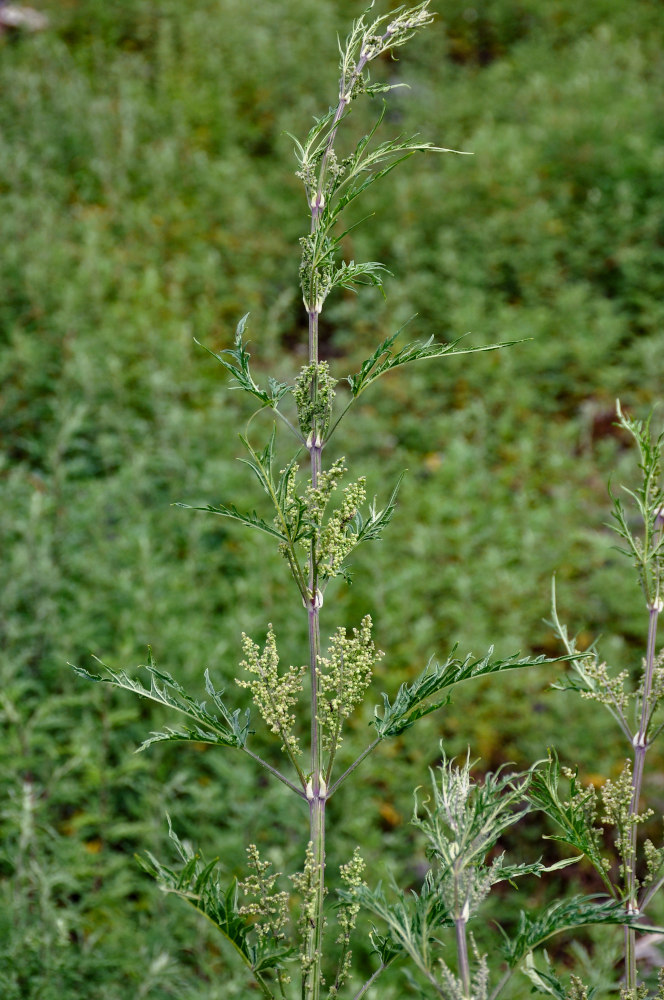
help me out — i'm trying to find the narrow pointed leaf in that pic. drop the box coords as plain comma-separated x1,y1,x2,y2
500,894,661,968
347,330,521,398
139,827,290,998
373,649,554,739
71,653,251,750
175,501,288,541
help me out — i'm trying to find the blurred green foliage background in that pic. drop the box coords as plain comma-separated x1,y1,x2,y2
1,0,663,995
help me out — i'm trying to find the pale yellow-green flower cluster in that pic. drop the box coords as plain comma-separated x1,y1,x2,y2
647,648,664,706
239,844,289,944
328,848,366,998
303,459,347,534
601,760,653,882
317,615,383,753
318,477,366,579
236,626,305,758
565,976,591,1000
294,361,337,439
643,835,664,888
578,657,631,714
291,841,322,982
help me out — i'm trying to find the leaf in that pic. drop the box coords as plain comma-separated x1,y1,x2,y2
352,472,405,545
237,427,277,497
325,105,469,228
346,327,519,398
177,429,303,545
372,648,554,739
331,258,391,294
195,314,279,408
499,894,658,968
71,652,251,751
527,750,613,891
340,876,452,965
174,501,288,542
520,954,568,999
495,856,580,885
139,822,290,999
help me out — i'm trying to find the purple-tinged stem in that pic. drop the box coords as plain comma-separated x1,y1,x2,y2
625,602,660,990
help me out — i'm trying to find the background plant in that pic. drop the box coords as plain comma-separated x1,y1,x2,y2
526,405,664,997
2,0,664,996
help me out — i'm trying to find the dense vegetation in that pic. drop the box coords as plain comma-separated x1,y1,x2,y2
1,1,663,996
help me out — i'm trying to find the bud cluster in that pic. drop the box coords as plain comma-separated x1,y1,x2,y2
294,361,337,439
317,615,383,753
318,477,366,579
237,626,306,757
238,844,289,943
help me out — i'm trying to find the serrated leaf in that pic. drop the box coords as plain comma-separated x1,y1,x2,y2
195,314,282,409
499,894,655,968
521,954,567,999
174,501,288,542
238,427,277,497
340,876,452,965
71,652,251,751
528,750,613,891
346,327,519,398
495,856,580,884
352,472,404,545
177,428,303,545
373,648,553,739
139,823,290,998
331,258,390,293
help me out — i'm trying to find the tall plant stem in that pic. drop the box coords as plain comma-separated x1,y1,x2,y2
306,589,325,1000
455,915,471,998
625,602,660,989
304,289,325,1000
300,22,407,996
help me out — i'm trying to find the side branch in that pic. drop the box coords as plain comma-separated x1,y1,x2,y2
327,738,381,798
243,747,307,798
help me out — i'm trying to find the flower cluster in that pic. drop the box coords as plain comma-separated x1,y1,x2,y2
291,841,322,981
236,626,305,758
318,477,366,579
238,844,289,943
317,615,383,753
294,360,337,439
329,848,367,998
299,234,338,317
303,458,347,535
578,657,631,715
566,977,591,1000
601,760,652,882
643,835,664,888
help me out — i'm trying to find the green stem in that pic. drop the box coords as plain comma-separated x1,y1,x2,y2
351,961,390,1000
455,916,471,999
243,747,307,797
327,738,381,798
625,603,660,990
488,967,514,1000
303,274,325,1000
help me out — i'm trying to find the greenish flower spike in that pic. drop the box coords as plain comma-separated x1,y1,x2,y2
600,759,653,886
328,848,366,999
294,361,337,441
239,844,290,946
318,477,367,578
303,458,347,534
317,615,383,754
237,626,306,761
291,842,322,990
565,975,592,1000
